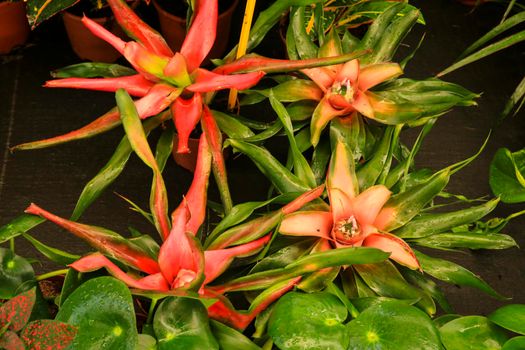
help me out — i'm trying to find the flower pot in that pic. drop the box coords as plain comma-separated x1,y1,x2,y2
172,133,200,172
152,0,239,63
62,5,130,62
0,1,30,54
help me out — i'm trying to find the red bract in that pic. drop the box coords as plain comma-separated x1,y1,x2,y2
279,140,420,270
43,0,265,154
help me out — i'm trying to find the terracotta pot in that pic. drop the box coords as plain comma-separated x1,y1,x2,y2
172,133,200,172
62,9,128,62
0,1,30,54
153,0,239,63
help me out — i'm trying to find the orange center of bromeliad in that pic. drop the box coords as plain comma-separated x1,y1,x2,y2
334,215,362,244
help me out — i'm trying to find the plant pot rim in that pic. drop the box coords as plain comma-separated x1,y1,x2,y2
152,0,239,24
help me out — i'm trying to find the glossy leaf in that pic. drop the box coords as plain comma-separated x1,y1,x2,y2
22,233,80,265
268,292,349,350
439,316,508,350
210,320,261,350
270,93,316,188
153,297,218,350
26,0,77,28
433,314,461,328
117,89,170,238
395,198,500,239
56,276,138,349
0,288,35,331
354,262,435,315
211,110,254,139
489,148,525,203
51,63,136,78
414,250,505,299
0,215,45,244
402,268,453,314
346,300,441,350
211,247,389,293
71,112,169,221
226,139,310,193
502,336,525,350
0,248,35,299
488,304,525,335
20,319,77,349
412,232,517,250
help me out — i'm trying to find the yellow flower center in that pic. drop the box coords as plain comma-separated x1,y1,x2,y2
331,79,355,103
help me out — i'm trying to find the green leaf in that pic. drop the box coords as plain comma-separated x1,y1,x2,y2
213,247,389,292
56,276,138,349
226,139,310,194
270,93,316,188
210,320,261,350
414,250,505,300
58,268,106,307
117,89,170,238
354,262,435,315
411,232,517,250
439,30,525,77
395,198,500,239
71,113,168,221
490,148,525,203
0,288,36,332
503,336,525,350
346,300,441,350
212,110,255,139
22,233,80,265
0,215,45,244
20,320,77,349
488,304,525,335
153,297,218,350
501,75,525,120
51,63,137,78
290,6,318,59
0,248,35,299
136,334,157,350
402,268,453,314
268,292,349,350
439,316,508,350
26,0,78,28
433,314,461,328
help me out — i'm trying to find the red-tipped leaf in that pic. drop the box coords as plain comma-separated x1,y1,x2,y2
44,75,154,97
203,235,271,285
70,253,170,291
25,203,160,274
180,0,218,72
279,211,332,239
281,185,325,215
107,0,173,56
82,15,126,54
135,83,181,119
363,233,421,270
187,69,265,93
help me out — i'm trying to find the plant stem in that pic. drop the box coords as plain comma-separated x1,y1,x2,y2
146,298,159,325
36,268,69,281
9,238,15,253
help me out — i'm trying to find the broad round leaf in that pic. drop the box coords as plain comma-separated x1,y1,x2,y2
440,316,508,350
0,331,25,350
268,292,349,350
0,247,35,299
488,304,525,335
502,336,525,350
210,320,261,350
56,276,138,349
346,300,441,350
153,296,218,350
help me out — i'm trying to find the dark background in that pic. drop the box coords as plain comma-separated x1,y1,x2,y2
1,0,524,316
